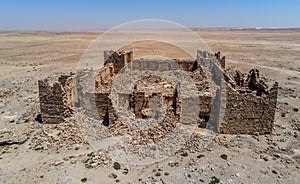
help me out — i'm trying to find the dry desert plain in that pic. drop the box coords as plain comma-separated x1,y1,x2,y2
0,29,300,183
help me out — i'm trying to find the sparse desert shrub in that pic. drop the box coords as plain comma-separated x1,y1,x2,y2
34,147,44,151
168,161,179,167
113,162,121,170
84,164,92,169
155,172,161,177
197,154,205,159
181,152,188,157
81,177,87,183
210,176,220,184
293,108,299,112
281,112,286,117
164,172,169,176
220,154,228,160
150,145,157,151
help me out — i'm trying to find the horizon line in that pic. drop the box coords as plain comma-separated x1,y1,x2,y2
1,27,300,32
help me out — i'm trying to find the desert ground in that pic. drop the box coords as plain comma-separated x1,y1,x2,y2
0,29,299,184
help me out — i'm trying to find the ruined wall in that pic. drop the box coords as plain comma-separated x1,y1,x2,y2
94,92,116,125
95,64,114,92
90,51,133,123
218,83,278,134
104,51,133,74
176,60,197,71
132,91,146,119
214,51,225,69
198,95,212,116
197,50,279,135
125,51,133,65
38,73,75,123
94,93,111,118
129,59,196,72
128,59,212,125
38,49,278,136
206,78,228,132
129,76,177,119
196,50,225,86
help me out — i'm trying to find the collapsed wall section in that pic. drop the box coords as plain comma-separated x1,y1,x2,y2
93,51,130,123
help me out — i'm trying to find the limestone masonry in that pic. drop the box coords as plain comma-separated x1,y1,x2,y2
38,50,278,135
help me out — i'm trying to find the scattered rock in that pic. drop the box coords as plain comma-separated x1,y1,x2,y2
53,160,64,166
108,173,117,179
122,168,129,175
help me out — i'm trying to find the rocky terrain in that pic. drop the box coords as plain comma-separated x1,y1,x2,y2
0,29,299,183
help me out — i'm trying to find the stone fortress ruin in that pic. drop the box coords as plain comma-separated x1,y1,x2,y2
38,50,278,139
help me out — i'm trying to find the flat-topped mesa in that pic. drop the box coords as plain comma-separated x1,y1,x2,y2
37,50,278,136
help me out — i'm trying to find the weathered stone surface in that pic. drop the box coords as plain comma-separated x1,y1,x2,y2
38,50,278,137
218,79,278,135
38,73,75,124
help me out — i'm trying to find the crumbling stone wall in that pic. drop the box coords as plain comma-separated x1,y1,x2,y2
198,95,212,116
130,75,176,119
96,55,211,126
197,50,278,134
104,50,133,74
93,51,132,123
219,82,278,134
196,50,225,87
129,59,197,72
38,50,278,136
215,67,279,135
38,73,75,123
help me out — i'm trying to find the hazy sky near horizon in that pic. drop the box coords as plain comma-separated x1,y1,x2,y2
0,0,299,30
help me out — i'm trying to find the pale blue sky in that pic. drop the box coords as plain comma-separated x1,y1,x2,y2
0,0,299,30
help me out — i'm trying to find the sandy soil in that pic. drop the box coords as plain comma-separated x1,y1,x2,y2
0,29,299,184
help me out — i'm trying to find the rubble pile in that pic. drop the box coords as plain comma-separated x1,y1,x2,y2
81,151,112,169
30,118,87,150
178,131,215,153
